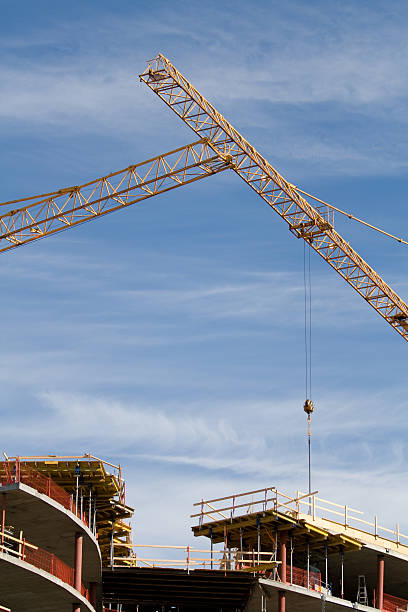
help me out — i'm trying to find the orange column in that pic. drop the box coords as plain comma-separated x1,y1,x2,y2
377,554,384,610
74,532,83,592
278,591,286,612
278,532,287,612
279,532,287,583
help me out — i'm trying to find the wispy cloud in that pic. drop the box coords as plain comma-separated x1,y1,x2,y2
2,2,408,176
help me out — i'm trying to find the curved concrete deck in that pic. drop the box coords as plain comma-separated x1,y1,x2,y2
246,578,377,612
0,549,95,612
0,482,101,583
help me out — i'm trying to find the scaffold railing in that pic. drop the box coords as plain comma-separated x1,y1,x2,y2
383,593,408,612
0,459,91,528
0,526,89,600
191,486,408,548
112,544,323,593
113,544,280,572
3,453,126,505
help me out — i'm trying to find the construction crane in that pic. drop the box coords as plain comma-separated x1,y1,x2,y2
1,56,407,343
0,140,231,254
139,54,408,342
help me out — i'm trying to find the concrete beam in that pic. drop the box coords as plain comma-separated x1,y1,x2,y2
0,483,101,583
0,550,95,612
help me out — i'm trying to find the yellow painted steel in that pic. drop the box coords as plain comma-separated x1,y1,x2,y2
7,454,134,566
140,54,408,342
0,140,229,254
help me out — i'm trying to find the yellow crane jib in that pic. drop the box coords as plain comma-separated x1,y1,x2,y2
140,54,408,342
0,140,228,254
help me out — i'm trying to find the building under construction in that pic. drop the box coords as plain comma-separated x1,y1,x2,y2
1,453,408,612
1,53,408,612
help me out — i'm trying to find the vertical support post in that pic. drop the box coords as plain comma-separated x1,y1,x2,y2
88,485,92,528
1,493,5,549
377,554,384,610
279,532,287,583
74,532,83,593
278,591,286,612
307,537,310,589
18,530,23,560
200,499,204,529
340,546,344,599
257,517,261,565
93,500,97,536
210,527,213,570
324,539,328,589
75,464,80,516
290,534,293,585
110,528,114,567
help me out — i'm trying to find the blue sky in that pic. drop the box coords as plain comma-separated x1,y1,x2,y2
1,0,408,547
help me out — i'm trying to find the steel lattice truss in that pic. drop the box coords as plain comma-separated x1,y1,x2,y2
139,54,408,342
0,140,229,254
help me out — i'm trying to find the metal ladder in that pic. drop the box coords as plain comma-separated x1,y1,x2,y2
357,575,368,605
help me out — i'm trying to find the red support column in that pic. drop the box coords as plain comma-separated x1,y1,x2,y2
279,532,287,583
278,591,286,612
278,533,287,612
74,532,83,592
377,554,384,610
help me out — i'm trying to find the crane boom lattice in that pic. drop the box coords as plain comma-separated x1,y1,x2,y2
0,139,228,254
140,54,408,341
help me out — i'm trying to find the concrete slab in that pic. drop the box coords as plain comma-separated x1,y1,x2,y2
0,482,101,583
0,549,95,612
315,543,408,601
245,579,379,612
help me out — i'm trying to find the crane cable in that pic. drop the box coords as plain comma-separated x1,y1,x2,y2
296,187,408,246
303,241,314,505
304,240,312,402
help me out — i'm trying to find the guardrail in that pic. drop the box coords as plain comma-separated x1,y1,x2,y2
113,544,280,571
0,525,89,600
383,593,408,612
112,543,322,592
5,453,126,506
192,486,408,548
0,460,90,529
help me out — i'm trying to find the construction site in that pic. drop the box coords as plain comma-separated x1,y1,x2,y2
1,51,408,612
